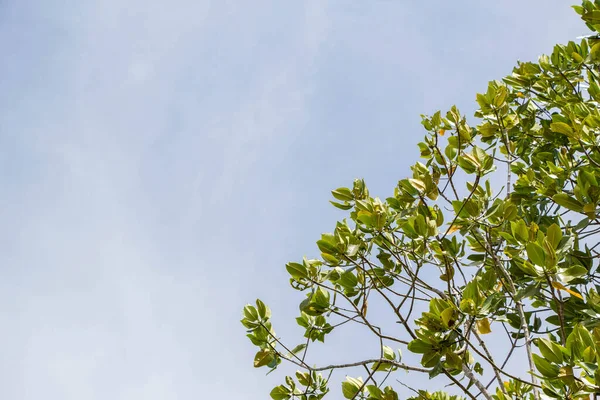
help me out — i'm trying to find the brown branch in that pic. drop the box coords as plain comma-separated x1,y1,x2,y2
483,232,541,400
461,363,492,400
310,358,430,373
471,329,507,395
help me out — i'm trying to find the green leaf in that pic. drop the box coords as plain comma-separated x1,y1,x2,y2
552,193,584,212
339,270,358,289
511,219,529,243
300,292,328,316
346,243,361,257
321,253,340,265
332,187,354,201
572,51,584,62
342,377,364,399
270,385,291,400
542,239,557,269
313,287,330,308
408,178,426,192
356,211,373,226
295,371,310,387
536,338,563,364
414,215,428,236
546,224,563,249
427,359,444,376
458,154,479,174
498,231,518,245
526,242,546,266
256,299,271,319
590,42,600,60
532,353,559,378
317,239,338,255
561,265,587,279
330,200,353,210
286,262,308,280
243,304,259,321
479,292,504,315
566,324,594,358
383,345,396,360
515,284,539,301
288,343,307,356
550,122,574,137
460,298,477,315
582,9,600,24
493,85,508,107
408,339,433,354
583,346,596,363
254,348,275,368
503,203,518,221
366,385,383,399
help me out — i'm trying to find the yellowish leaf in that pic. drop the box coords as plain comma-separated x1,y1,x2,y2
558,366,574,378
446,225,461,235
551,281,583,300
441,307,457,328
477,318,492,334
572,52,584,63
583,203,596,213
438,129,445,136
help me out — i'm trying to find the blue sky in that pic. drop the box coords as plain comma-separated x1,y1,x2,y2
0,1,585,398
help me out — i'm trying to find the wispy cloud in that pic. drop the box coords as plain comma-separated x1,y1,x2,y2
1,0,331,398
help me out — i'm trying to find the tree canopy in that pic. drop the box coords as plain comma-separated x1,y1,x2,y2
241,2,600,399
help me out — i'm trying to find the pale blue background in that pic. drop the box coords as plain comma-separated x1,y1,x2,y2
0,1,584,398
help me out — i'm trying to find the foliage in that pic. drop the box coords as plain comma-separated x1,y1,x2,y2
242,2,600,399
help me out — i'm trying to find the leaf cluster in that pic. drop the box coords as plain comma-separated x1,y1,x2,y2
242,2,600,399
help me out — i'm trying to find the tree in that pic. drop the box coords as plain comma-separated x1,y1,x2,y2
241,2,600,399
